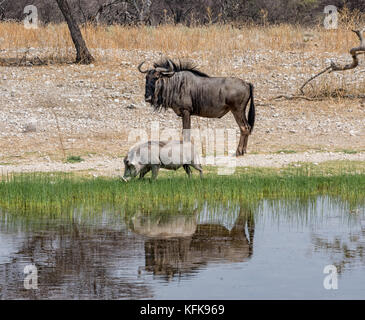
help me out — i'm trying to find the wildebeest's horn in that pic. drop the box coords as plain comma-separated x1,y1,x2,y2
138,61,148,73
167,59,174,72
155,67,168,72
156,59,175,76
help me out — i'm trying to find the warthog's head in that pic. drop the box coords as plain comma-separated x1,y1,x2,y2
122,156,141,182
138,59,175,106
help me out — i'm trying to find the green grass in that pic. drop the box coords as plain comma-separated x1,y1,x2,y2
341,149,358,154
0,162,364,216
276,150,297,154
66,155,84,163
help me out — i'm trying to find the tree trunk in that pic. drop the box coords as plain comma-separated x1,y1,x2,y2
55,0,94,64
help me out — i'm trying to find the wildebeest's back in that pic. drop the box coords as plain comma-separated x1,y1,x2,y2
167,73,249,118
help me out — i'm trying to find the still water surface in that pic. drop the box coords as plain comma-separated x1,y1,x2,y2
0,196,364,299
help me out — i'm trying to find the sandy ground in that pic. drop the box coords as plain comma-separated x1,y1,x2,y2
0,47,364,175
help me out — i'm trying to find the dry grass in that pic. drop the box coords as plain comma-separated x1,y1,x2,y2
309,78,365,99
0,21,364,63
1,18,364,96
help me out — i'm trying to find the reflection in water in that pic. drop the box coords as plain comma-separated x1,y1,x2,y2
128,208,254,280
0,214,152,299
311,224,365,274
0,197,364,299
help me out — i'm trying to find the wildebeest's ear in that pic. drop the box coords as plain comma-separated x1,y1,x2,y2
153,71,163,78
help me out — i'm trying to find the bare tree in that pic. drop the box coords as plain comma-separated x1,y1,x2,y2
55,0,94,64
163,0,195,24
92,0,124,25
0,0,7,21
91,0,152,25
131,0,152,23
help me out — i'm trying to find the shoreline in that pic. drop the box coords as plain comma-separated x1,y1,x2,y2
1,151,364,177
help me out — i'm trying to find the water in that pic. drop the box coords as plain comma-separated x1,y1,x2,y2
0,197,364,300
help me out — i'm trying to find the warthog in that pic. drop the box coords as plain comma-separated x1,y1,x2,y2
122,140,203,181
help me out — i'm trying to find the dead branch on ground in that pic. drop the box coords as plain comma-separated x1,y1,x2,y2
300,27,365,95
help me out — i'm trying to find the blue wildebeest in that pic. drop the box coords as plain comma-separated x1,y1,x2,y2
138,58,255,156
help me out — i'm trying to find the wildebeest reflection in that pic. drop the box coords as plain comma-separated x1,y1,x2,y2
128,208,255,279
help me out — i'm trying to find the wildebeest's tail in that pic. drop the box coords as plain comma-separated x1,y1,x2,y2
248,83,255,133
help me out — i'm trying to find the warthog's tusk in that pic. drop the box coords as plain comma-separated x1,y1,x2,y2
121,176,128,182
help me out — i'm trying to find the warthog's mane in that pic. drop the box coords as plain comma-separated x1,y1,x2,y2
154,58,210,78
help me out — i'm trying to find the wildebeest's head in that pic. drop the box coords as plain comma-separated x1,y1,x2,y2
138,59,175,106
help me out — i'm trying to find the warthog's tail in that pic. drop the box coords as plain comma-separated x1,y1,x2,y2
248,83,255,133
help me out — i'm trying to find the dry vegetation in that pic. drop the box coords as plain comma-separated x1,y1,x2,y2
0,20,364,57
1,18,364,94
0,19,364,173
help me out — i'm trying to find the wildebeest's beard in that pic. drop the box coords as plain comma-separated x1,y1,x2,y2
145,72,157,103
152,78,165,111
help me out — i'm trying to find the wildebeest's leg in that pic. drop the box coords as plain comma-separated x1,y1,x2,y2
182,110,191,142
230,213,247,241
183,164,192,178
191,164,203,178
242,135,249,154
151,165,160,180
232,111,250,156
247,213,255,256
139,166,151,180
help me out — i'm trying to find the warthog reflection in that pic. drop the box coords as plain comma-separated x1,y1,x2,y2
128,207,255,279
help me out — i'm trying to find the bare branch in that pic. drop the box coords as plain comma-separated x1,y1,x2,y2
272,95,320,101
330,28,365,71
91,0,123,24
299,66,332,95
300,28,365,94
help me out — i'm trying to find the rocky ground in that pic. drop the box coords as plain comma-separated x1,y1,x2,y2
0,47,364,175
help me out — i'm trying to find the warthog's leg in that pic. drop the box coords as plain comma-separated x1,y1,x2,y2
191,164,203,178
151,166,160,180
183,164,192,178
139,166,151,180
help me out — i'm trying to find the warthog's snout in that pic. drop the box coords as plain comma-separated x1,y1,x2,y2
145,96,152,103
